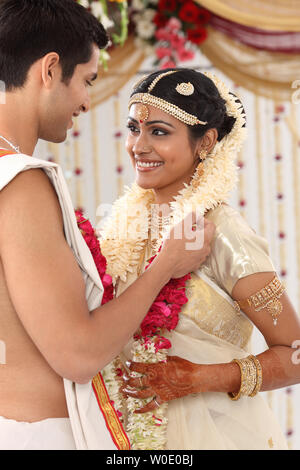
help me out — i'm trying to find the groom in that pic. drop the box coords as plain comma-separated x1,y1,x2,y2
0,0,215,449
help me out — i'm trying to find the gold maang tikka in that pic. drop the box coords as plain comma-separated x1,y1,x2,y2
136,103,149,123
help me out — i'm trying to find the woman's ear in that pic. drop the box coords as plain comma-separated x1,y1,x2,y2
40,52,61,89
198,128,218,155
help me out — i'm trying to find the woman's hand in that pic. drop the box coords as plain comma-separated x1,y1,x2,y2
121,356,203,413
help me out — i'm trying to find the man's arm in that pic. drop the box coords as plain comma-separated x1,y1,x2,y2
0,169,214,383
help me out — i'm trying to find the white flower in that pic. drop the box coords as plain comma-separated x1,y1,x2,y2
132,0,145,10
90,2,114,29
79,0,90,8
136,20,156,39
101,15,114,29
143,8,156,21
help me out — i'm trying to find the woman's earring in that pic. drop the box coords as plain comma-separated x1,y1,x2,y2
198,149,208,162
191,150,208,188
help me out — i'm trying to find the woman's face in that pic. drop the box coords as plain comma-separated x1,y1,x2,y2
126,103,200,201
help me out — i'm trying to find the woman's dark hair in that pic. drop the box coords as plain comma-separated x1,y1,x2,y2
0,0,108,91
131,68,246,144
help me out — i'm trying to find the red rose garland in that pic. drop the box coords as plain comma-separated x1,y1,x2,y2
135,253,191,352
75,210,114,305
75,210,191,346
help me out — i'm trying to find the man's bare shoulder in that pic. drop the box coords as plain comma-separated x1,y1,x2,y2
0,168,64,247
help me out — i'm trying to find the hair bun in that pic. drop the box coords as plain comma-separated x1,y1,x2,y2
218,114,236,141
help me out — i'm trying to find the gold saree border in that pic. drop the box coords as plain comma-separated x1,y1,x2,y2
92,372,131,450
0,150,16,157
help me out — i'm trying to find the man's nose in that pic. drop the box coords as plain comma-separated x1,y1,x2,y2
80,95,91,113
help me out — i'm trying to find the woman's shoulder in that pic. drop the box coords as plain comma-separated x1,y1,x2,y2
206,203,250,232
202,203,275,296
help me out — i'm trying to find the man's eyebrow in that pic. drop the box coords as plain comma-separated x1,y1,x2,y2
127,117,175,128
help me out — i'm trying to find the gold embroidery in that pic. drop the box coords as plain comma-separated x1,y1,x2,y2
181,274,253,349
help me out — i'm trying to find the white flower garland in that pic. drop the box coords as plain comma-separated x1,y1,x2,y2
100,73,247,449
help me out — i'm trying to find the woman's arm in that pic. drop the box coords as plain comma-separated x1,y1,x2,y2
123,272,300,413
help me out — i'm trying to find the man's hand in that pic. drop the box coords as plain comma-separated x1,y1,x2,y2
121,356,203,413
158,214,215,279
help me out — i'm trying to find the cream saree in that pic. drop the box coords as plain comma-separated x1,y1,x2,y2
104,204,288,450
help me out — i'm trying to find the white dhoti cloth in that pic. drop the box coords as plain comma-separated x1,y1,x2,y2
0,416,76,450
0,152,129,450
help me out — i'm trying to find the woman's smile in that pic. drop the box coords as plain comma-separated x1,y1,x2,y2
135,160,165,171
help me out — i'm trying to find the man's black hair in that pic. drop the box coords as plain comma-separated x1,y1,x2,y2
0,0,108,91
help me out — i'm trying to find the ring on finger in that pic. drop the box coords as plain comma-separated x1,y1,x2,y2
153,396,161,408
138,376,144,388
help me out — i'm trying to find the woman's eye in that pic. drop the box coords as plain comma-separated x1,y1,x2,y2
127,124,139,133
152,128,168,136
86,81,93,87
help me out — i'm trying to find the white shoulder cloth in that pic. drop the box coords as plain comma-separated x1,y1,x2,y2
0,153,126,450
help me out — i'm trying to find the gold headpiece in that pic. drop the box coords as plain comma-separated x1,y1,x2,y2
176,82,194,96
129,71,207,127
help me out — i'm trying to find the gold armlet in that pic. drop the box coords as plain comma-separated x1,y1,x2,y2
233,275,285,326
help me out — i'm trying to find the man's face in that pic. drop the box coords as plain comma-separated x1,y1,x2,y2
39,44,100,143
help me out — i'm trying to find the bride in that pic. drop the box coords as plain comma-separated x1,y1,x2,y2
99,68,299,450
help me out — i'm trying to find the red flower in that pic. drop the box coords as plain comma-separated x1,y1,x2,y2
158,0,177,13
177,47,195,62
154,337,172,352
75,210,114,305
155,46,173,60
187,26,207,45
167,17,182,32
196,8,211,25
170,34,186,49
153,12,168,28
155,28,173,42
160,58,177,69
179,1,200,23
167,289,188,305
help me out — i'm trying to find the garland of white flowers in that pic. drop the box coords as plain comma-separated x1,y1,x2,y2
99,72,247,449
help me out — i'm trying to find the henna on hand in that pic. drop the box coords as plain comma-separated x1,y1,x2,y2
121,356,202,413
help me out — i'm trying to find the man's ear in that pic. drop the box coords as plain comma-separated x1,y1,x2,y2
41,52,61,89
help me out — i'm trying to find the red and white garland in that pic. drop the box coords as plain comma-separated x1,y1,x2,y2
76,208,191,448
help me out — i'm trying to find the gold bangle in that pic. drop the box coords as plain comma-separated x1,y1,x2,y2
228,357,259,400
228,359,247,401
247,355,263,397
243,357,257,396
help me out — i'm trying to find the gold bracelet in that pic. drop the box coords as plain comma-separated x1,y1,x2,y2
247,355,263,397
228,358,248,401
243,357,257,396
228,356,259,400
